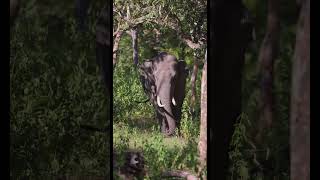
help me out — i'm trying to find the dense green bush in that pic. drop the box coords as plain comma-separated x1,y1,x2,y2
10,1,109,178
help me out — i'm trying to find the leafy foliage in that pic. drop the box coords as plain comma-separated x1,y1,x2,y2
228,0,297,179
10,0,109,178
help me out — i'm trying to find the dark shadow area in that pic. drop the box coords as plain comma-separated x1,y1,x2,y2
10,0,110,178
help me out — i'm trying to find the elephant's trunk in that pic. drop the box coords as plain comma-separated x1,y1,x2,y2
158,87,176,136
157,96,165,107
157,95,176,107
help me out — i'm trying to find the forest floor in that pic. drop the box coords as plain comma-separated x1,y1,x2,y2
113,114,199,179
114,116,188,149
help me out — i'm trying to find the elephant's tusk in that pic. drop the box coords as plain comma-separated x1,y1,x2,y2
172,97,177,106
157,96,165,107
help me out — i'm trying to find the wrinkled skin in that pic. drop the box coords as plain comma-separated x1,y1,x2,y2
139,52,187,136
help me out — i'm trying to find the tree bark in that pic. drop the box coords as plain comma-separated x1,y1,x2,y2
190,54,199,119
198,51,207,177
290,0,310,179
96,4,111,96
10,0,20,26
75,0,91,32
113,30,123,68
255,0,280,142
131,28,139,66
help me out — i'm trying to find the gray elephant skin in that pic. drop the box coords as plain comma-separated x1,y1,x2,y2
139,52,187,136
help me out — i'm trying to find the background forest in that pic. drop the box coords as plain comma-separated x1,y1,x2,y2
10,0,110,179
10,0,309,179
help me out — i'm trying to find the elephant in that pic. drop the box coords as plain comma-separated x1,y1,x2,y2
139,52,187,136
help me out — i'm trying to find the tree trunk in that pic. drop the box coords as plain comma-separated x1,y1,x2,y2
10,0,20,26
210,1,247,179
190,54,199,119
75,0,91,32
131,28,139,66
113,30,123,68
255,0,280,142
96,4,111,96
198,50,207,178
290,0,310,179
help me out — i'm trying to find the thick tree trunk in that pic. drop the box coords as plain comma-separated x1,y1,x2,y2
198,51,207,178
75,0,91,32
96,4,111,96
95,4,112,177
190,55,199,119
113,30,123,68
10,0,20,26
131,28,139,66
210,1,247,179
290,0,310,179
255,0,280,142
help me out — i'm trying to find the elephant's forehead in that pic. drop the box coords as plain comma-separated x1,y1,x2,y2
155,65,176,76
155,60,177,70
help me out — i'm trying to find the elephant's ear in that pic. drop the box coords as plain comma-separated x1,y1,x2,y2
141,60,153,71
139,60,153,77
143,60,153,68
139,60,155,96
178,60,189,76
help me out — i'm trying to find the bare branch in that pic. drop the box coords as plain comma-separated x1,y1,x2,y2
162,170,198,180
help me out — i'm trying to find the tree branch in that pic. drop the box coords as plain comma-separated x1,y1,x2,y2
151,18,205,49
162,170,198,180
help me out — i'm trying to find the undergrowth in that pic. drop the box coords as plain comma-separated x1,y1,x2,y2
10,1,109,178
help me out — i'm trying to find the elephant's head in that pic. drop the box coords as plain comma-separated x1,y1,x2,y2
139,53,187,136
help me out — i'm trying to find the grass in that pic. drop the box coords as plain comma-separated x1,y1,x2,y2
113,108,200,179
114,116,189,150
